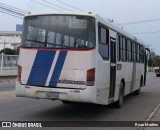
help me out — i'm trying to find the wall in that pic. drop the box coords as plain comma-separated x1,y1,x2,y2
0,31,22,50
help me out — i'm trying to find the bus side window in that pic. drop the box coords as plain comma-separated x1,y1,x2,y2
127,39,132,62
119,36,123,61
132,42,136,62
98,26,109,60
140,45,144,63
117,35,120,61
135,43,138,62
119,36,127,62
122,37,126,62
136,43,140,63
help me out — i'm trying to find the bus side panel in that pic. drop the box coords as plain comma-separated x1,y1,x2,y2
115,61,143,101
95,53,110,105
115,62,144,101
134,63,144,91
125,63,133,95
115,62,133,100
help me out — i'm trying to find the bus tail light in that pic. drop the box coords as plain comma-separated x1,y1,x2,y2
86,68,95,86
17,65,22,81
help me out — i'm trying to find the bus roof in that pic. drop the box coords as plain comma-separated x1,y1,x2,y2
25,12,146,46
95,15,145,46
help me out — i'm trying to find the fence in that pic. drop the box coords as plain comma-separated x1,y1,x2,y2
0,53,18,76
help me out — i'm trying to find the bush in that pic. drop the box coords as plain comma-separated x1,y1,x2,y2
0,48,16,55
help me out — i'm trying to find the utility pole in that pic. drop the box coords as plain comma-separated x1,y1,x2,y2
3,39,6,54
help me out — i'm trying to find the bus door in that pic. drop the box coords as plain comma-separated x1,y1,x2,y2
144,48,150,86
144,49,147,86
109,38,116,100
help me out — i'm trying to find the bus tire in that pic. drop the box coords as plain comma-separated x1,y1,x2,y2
61,100,75,104
62,101,71,104
115,82,124,108
134,88,140,95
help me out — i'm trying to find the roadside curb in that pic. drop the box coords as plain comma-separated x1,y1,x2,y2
0,79,16,83
0,90,15,98
138,104,160,130
145,104,160,122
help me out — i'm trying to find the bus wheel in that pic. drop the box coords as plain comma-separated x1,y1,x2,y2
134,89,140,95
61,100,75,104
115,82,124,108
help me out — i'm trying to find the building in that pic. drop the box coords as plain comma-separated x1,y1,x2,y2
0,31,22,50
16,24,23,31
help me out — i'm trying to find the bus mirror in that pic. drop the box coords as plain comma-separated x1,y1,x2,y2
145,48,150,53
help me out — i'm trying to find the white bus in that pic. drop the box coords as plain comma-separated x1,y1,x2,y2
16,12,148,107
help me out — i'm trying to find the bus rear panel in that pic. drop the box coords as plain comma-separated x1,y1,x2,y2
16,14,98,104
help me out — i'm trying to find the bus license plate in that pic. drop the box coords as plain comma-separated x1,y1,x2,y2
46,92,59,99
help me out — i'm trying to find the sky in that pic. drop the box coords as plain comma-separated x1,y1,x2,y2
0,0,160,55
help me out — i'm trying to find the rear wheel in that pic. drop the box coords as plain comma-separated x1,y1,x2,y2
115,82,124,108
61,101,72,104
134,88,140,95
61,100,77,105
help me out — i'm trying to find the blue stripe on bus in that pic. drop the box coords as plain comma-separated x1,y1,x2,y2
49,51,68,87
27,50,56,86
131,62,137,92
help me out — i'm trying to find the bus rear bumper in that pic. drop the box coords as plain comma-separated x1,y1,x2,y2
16,81,97,104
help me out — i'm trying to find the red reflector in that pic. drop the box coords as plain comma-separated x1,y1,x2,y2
74,90,80,93
86,68,95,86
25,85,30,89
70,90,80,93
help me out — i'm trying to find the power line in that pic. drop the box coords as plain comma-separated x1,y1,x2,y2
30,0,62,11
0,3,25,19
119,17,160,25
132,30,160,35
0,3,26,16
40,0,71,11
55,0,86,12
0,3,27,13
0,6,24,16
0,10,23,19
31,0,85,12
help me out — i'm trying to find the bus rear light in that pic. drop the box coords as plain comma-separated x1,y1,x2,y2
17,65,22,81
86,68,95,86
70,90,80,93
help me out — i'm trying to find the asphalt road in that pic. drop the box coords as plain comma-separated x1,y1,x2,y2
0,72,160,129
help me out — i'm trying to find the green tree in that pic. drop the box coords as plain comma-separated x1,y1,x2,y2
0,48,16,55
15,46,20,55
153,56,160,66
148,58,154,67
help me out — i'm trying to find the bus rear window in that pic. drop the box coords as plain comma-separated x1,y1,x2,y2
22,15,95,49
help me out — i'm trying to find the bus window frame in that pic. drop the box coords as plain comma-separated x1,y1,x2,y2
98,23,109,61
